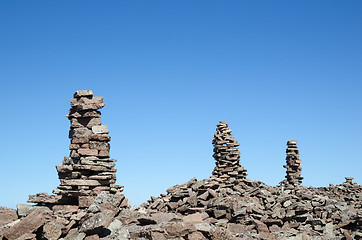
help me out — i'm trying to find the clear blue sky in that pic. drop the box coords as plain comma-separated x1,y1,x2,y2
0,1,361,209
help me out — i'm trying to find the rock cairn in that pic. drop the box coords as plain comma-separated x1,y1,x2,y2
28,90,123,208
212,121,247,181
283,140,303,186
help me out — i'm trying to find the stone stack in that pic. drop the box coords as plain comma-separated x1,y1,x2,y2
29,90,123,207
212,121,247,181
283,140,303,185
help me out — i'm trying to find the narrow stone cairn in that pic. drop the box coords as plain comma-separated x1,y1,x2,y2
283,140,303,186
212,121,247,181
28,90,123,208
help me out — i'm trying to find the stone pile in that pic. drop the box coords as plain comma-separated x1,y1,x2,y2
212,122,247,182
283,140,303,186
143,176,361,239
28,90,123,208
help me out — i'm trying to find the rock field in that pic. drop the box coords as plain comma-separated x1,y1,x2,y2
0,91,360,240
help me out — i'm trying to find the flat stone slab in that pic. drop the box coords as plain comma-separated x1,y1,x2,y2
74,90,93,98
3,208,53,240
92,125,109,134
0,207,18,226
60,179,103,186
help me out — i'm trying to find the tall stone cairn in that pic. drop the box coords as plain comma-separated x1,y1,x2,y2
283,140,303,185
212,121,247,181
52,90,122,205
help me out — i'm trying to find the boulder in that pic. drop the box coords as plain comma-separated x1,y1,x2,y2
79,210,115,235
3,208,53,240
64,228,86,240
42,222,63,240
0,207,18,226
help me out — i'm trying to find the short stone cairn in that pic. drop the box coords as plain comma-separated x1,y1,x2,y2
283,140,303,185
212,121,247,181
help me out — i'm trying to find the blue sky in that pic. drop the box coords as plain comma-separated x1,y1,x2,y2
0,1,361,209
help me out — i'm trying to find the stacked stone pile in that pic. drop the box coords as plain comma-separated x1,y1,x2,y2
28,90,123,208
56,90,122,202
0,90,130,240
212,122,247,181
283,140,303,186
143,177,361,239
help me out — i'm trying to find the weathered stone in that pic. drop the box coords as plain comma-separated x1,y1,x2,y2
42,222,62,240
188,231,207,240
211,228,233,240
74,90,93,98
79,196,96,208
90,134,111,142
253,220,271,239
52,205,79,214
107,219,130,240
56,164,73,173
3,208,53,240
79,210,115,234
92,125,109,134
137,216,157,225
64,228,86,240
16,204,40,218
88,192,125,213
0,207,18,226
195,222,216,234
150,232,167,240
71,117,101,128
98,150,110,157
78,148,99,156
69,127,92,138
14,233,37,240
84,235,100,240
163,221,196,238
60,179,103,186
183,213,203,224
90,141,109,150
28,193,71,204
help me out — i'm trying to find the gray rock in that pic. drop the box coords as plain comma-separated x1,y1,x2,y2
3,208,53,240
79,210,114,234
0,207,18,226
69,127,92,138
324,223,334,238
74,90,93,98
106,219,130,240
88,192,125,213
64,229,86,240
42,222,62,240
16,204,35,218
195,222,216,234
92,125,109,134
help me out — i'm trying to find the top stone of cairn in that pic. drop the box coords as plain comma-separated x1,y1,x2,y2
74,90,94,98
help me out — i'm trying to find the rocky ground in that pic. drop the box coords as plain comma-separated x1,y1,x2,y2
0,176,361,240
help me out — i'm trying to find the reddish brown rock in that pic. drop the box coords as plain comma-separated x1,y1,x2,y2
0,207,18,226
183,213,203,224
211,228,232,240
3,208,53,240
78,148,98,156
84,235,101,240
42,222,62,240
